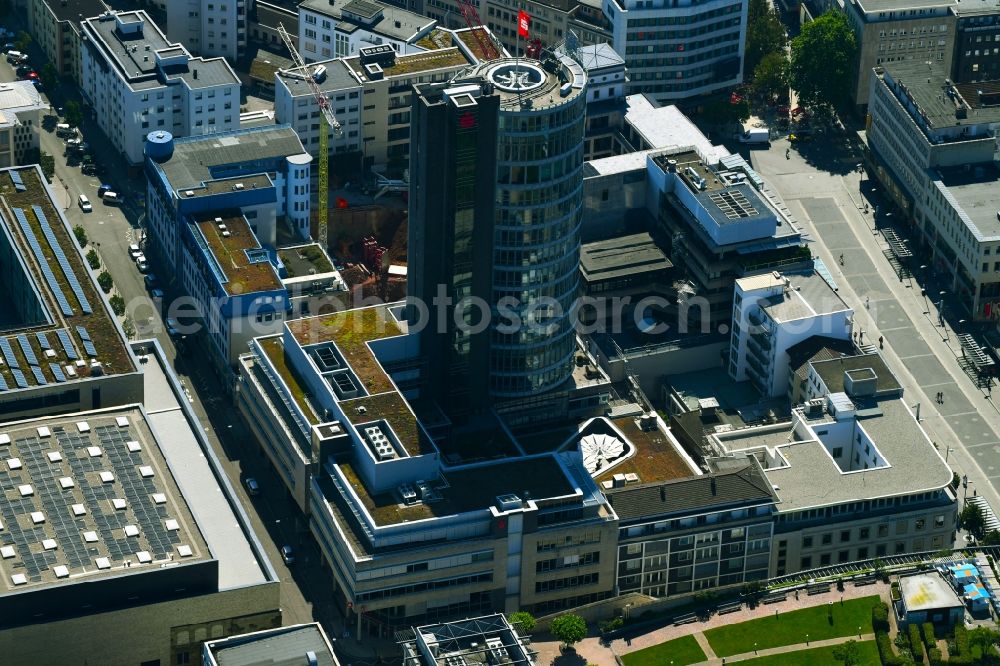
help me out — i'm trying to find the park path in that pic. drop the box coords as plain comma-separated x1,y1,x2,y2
693,632,717,660
700,633,875,664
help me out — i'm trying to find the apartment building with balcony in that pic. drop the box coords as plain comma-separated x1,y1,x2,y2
166,0,250,61
80,11,241,165
710,355,958,578
730,270,853,398
866,58,1000,319
601,0,746,103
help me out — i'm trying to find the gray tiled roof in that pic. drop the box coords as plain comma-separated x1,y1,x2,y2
299,0,434,41
209,624,337,666
811,352,901,395
605,456,775,521
580,232,672,283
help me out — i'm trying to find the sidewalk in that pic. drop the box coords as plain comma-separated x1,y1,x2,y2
704,633,875,664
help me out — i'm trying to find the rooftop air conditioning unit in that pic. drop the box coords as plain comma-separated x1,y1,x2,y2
222,230,231,238
234,182,245,190
214,217,223,223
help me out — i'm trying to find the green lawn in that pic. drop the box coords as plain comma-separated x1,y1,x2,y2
736,640,879,665
704,595,881,657
621,634,707,666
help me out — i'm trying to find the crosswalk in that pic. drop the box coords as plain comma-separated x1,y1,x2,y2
968,495,1000,533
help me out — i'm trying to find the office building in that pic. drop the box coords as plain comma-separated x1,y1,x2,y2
572,43,628,160
609,456,776,598
483,0,612,54
236,304,620,632
839,0,956,108
249,1,300,51
400,614,536,666
600,0,747,103
274,29,492,172
0,165,141,418
0,339,281,666
953,0,1000,83
729,270,853,398
166,0,250,61
409,51,588,413
0,82,48,168
204,623,340,666
26,0,110,83
297,0,437,63
80,10,241,165
866,58,1000,319
710,354,957,578
144,126,312,371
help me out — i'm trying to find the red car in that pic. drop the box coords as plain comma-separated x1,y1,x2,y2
26,71,38,80
791,106,805,117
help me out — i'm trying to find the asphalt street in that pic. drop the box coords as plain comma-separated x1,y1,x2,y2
751,131,1000,524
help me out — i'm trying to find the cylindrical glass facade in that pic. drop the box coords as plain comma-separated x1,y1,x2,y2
485,57,587,398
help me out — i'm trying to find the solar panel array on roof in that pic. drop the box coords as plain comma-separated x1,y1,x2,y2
35,332,50,350
33,205,92,315
77,327,96,358
0,338,19,369
30,366,47,385
56,329,77,360
17,335,37,367
0,374,7,391
50,364,66,383
9,170,25,192
11,368,28,389
11,208,74,317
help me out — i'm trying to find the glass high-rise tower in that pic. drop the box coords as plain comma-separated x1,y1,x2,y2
409,53,588,418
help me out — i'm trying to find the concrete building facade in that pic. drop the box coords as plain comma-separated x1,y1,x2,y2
166,0,249,61
26,0,110,84
80,10,241,165
0,82,48,168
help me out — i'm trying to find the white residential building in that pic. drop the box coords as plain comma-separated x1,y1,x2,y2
80,10,241,165
166,0,250,60
730,270,853,398
0,81,49,168
601,0,747,103
297,0,437,63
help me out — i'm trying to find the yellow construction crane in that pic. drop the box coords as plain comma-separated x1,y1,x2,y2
278,24,343,250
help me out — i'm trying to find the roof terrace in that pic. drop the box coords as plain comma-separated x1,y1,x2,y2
193,212,283,296
345,47,472,79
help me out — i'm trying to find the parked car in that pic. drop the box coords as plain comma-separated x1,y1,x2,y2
15,65,30,78
102,191,120,204
144,273,157,288
134,252,146,266
281,545,295,565
128,244,141,259
136,259,148,273
81,164,97,176
78,194,92,213
150,288,164,300
6,50,24,64
165,317,180,338
98,183,112,197
66,138,82,148
56,123,76,138
244,477,261,495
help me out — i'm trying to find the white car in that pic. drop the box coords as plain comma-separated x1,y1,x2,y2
78,194,92,213
102,191,120,204
128,244,141,259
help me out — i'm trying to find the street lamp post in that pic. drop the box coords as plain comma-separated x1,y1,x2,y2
946,446,955,463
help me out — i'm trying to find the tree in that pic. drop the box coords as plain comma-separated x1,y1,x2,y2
984,530,1000,546
790,11,857,110
509,611,536,634
14,30,31,54
550,613,587,649
961,503,988,540
701,97,751,126
39,150,54,181
122,316,136,340
73,225,88,248
86,249,101,270
968,626,1000,661
745,0,787,79
65,101,83,128
751,51,790,103
109,294,125,316
39,63,59,90
97,270,113,293
833,639,863,666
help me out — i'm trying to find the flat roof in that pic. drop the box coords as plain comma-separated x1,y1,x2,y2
299,0,435,41
936,165,1000,240
456,52,586,111
339,455,576,526
82,11,238,90
810,352,902,395
0,81,48,115
717,397,953,512
137,341,269,588
624,96,731,163
0,166,135,393
0,406,209,591
881,59,1000,131
759,271,850,324
576,43,625,71
49,0,110,23
346,47,472,78
404,614,532,666
206,623,339,666
580,232,672,283
901,573,964,612
152,125,309,196
278,244,335,278
606,456,774,521
277,59,359,94
193,212,283,295
853,0,954,14
593,415,696,485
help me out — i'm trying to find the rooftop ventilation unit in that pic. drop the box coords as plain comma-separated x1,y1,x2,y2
222,230,231,238
234,182,245,190
364,62,384,81
486,637,507,664
214,217,223,223
496,493,521,511
184,190,195,197
399,484,417,505
217,223,227,231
